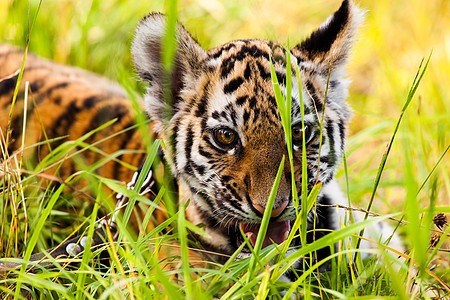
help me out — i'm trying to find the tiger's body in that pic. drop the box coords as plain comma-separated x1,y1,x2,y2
1,0,401,281
0,46,149,185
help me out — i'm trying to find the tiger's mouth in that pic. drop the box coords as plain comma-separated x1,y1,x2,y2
239,220,291,249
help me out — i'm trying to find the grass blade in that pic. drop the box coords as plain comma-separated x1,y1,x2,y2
355,54,432,256
14,184,65,300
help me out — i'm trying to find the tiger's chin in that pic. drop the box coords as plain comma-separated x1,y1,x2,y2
184,191,299,257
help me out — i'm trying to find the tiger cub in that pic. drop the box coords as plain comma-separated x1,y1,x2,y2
132,0,401,279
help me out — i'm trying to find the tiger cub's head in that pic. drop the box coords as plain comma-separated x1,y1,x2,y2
132,0,364,254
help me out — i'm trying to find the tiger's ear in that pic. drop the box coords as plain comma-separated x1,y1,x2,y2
132,13,207,125
291,0,364,75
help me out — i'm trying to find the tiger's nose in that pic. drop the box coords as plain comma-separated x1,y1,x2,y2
253,200,289,218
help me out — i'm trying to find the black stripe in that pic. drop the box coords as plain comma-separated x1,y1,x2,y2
248,96,257,109
192,162,205,176
93,103,128,126
319,156,329,164
140,71,153,82
6,116,24,154
200,117,207,133
198,146,213,159
243,63,251,80
224,103,237,119
0,76,18,104
225,184,243,203
325,171,335,184
223,192,243,211
211,43,236,59
220,57,235,78
306,169,314,185
220,111,230,122
185,124,194,164
243,110,250,123
256,61,270,80
195,83,210,117
251,108,260,124
29,79,45,93
30,82,71,107
224,77,244,94
221,175,232,182
228,199,243,211
171,118,180,169
55,103,129,162
185,124,206,176
184,163,194,175
220,45,271,79
305,81,323,112
55,97,121,149
195,98,207,117
202,135,227,155
325,121,336,167
236,96,247,106
338,119,345,151
49,100,81,142
275,71,286,85
83,95,101,108
243,175,251,190
212,111,220,120
268,95,277,107
40,82,69,97
230,110,238,127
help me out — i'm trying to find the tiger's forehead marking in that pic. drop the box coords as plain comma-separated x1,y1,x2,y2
206,39,289,79
205,40,292,139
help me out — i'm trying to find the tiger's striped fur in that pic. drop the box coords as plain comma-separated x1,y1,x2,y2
0,45,149,185
133,1,402,278
131,0,384,266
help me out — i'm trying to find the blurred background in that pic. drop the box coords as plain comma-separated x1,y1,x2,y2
1,0,448,219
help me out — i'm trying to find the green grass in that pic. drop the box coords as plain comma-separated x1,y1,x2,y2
1,0,450,299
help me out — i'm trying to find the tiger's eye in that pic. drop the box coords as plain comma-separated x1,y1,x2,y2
292,124,311,145
292,125,304,142
214,128,237,147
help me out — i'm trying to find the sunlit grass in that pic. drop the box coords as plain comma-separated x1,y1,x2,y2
1,0,449,298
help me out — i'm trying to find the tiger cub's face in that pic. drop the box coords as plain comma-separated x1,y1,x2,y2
132,0,363,253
